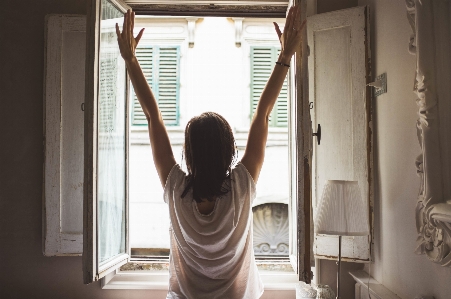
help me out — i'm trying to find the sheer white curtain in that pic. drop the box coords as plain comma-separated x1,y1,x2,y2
97,0,127,264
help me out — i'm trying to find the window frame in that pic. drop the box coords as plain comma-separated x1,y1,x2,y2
127,16,292,261
83,0,313,286
101,267,300,290
83,0,132,284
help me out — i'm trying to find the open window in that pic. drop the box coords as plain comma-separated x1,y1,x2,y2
83,0,131,284
81,0,312,285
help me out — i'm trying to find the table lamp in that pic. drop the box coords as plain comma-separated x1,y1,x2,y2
314,180,369,299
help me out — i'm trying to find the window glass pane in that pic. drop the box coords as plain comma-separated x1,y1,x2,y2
97,0,126,264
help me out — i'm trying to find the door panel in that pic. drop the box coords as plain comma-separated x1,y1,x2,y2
44,15,85,256
308,6,372,262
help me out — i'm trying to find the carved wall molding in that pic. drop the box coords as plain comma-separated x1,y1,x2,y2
407,0,451,267
186,17,198,48
253,203,289,256
232,17,244,47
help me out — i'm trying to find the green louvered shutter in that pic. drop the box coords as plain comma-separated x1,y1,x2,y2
275,48,288,127
133,47,153,125
157,47,180,126
250,46,288,127
132,46,180,126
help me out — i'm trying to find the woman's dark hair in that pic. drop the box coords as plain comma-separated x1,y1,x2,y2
181,112,237,202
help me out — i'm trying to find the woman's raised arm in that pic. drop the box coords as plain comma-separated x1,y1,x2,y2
241,6,305,183
116,10,176,187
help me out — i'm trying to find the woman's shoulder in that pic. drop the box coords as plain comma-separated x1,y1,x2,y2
163,164,188,204
232,162,256,188
164,164,187,188
228,162,256,204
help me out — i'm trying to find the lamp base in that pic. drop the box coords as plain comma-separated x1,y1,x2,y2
337,235,342,299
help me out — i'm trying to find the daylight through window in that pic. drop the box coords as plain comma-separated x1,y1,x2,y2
128,16,290,262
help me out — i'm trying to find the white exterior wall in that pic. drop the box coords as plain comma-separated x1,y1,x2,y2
183,17,247,128
129,17,289,249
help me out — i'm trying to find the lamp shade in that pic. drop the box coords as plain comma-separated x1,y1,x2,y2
315,180,369,236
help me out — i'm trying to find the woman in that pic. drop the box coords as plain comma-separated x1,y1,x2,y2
116,7,304,299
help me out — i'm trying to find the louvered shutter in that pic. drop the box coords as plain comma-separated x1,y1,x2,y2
132,46,180,126
276,48,288,127
133,47,153,125
157,47,180,126
250,46,288,127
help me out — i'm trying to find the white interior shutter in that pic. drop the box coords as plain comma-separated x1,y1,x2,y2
44,15,85,256
308,6,372,262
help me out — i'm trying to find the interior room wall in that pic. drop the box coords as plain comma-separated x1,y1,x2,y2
317,0,358,14
5,0,450,298
355,0,451,298
0,1,160,298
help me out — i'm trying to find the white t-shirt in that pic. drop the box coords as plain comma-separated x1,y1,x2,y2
163,163,264,299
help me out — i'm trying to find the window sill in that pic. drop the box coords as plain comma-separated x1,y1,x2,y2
101,269,299,290
131,126,185,133
235,127,288,134
130,126,288,134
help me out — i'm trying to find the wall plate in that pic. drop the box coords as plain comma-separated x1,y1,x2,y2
374,72,387,97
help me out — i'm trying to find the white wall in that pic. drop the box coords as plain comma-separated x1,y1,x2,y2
358,0,451,298
185,17,246,127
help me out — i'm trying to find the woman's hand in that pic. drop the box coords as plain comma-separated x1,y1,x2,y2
115,10,145,62
273,5,306,63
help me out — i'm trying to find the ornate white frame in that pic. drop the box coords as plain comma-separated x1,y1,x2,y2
406,0,451,267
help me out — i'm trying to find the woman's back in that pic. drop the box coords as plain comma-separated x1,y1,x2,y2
196,199,216,215
164,163,263,299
